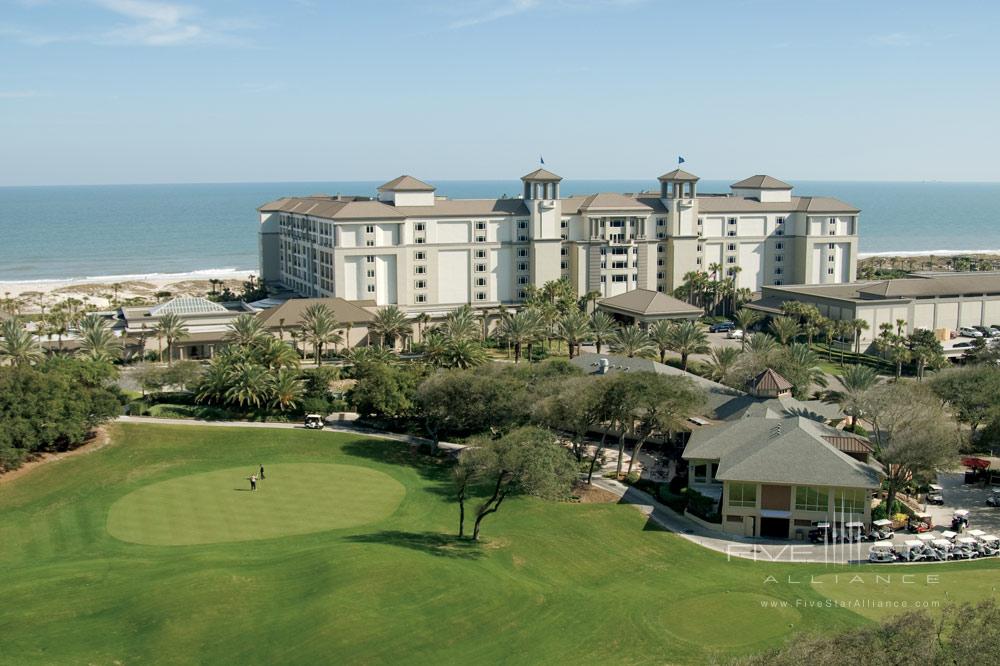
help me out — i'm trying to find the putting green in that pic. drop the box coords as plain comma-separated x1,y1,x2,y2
106,463,405,546
664,593,803,647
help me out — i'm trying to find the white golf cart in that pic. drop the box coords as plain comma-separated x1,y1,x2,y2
951,509,971,532
304,414,325,430
841,521,866,543
898,540,930,562
978,534,1000,556
868,541,897,563
926,483,945,505
930,538,955,560
869,518,894,541
953,536,980,559
940,530,958,541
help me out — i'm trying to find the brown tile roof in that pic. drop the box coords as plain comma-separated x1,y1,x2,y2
377,175,436,192
577,192,655,212
731,175,793,190
658,169,700,182
696,195,859,213
597,288,703,317
823,434,875,455
749,368,793,392
521,168,562,182
255,298,375,328
258,196,528,220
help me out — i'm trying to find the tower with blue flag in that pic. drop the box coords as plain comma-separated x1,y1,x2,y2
678,156,685,165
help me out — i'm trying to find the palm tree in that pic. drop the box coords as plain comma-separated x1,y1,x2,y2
78,314,122,363
438,305,478,342
768,316,801,345
370,305,410,350
226,313,268,346
788,343,828,393
425,334,489,369
496,309,543,363
734,308,762,350
155,313,188,367
666,320,710,371
301,303,340,365
648,320,674,364
256,336,301,369
224,361,272,409
611,324,654,358
589,311,617,354
416,312,431,342
0,318,42,366
271,368,304,412
835,320,854,366
555,310,591,359
745,332,779,371
705,346,741,382
837,364,878,428
851,318,870,354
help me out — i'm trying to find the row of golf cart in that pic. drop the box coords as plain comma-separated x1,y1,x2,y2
869,529,1000,563
809,519,896,544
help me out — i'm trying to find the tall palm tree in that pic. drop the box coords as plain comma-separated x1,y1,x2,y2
78,314,122,363
851,318,870,354
0,318,42,366
301,303,340,365
439,305,478,342
788,343,828,393
155,312,188,367
226,313,268,346
705,346,741,382
271,368,304,412
744,332,778,371
224,361,272,409
416,312,431,342
835,320,854,366
666,320,710,371
370,305,410,350
589,311,617,354
611,324,654,358
734,308,762,350
425,334,489,369
837,364,878,428
648,320,674,364
496,309,543,363
256,335,301,369
768,316,801,345
555,309,591,359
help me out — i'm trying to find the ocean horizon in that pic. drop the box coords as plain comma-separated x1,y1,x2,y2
3,179,1000,283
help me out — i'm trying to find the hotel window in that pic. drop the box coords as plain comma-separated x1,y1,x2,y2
415,265,426,275
827,267,835,275
727,243,736,251
727,230,737,237
415,294,427,303
415,237,425,244
728,483,757,508
657,218,665,227
600,276,606,283
775,255,783,263
727,257,736,264
367,284,376,293
775,242,784,250
696,257,702,264
775,267,783,275
365,225,375,233
518,276,529,285
774,279,782,285
476,221,486,230
828,255,835,262
657,259,664,266
632,247,638,255
366,269,375,278
475,292,487,301
517,248,528,258
415,251,426,260
561,261,568,269
517,289,527,299
657,272,664,279
657,232,665,239
697,218,703,226
830,229,837,235
561,220,568,228
474,264,487,274
475,277,487,287
475,235,486,243
728,217,737,225
415,222,425,231
518,234,528,242
775,229,784,236
833,488,866,514
414,280,426,289
612,275,627,283
517,262,528,271
366,255,375,263
658,246,665,253
475,249,486,258
795,487,828,512
366,240,375,247
610,219,624,228
560,247,567,256
776,216,785,225
600,248,607,255
517,220,528,230
828,243,836,250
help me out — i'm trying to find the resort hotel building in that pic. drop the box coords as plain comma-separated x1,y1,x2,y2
258,168,860,314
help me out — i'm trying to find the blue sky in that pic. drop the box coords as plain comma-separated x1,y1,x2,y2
2,0,998,185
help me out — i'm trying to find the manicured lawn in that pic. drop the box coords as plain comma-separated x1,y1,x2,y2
2,423,998,664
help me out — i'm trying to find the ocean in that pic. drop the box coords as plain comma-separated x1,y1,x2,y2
2,179,1000,282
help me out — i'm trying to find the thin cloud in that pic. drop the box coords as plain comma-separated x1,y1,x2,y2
449,0,540,29
870,32,919,47
0,90,40,99
447,0,642,29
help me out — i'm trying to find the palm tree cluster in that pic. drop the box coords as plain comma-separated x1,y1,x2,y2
0,318,43,366
421,305,489,369
674,265,751,317
195,313,304,412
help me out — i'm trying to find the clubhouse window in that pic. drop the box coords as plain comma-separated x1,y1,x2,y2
834,489,866,514
795,487,828,512
728,483,757,508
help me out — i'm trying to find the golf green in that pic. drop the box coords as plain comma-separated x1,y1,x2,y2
106,463,405,545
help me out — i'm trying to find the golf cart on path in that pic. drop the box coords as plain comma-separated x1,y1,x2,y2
977,535,1000,557
808,521,833,544
908,512,933,533
951,509,970,533
841,521,866,543
953,537,980,559
304,414,325,430
898,540,930,562
868,519,894,541
868,541,897,563
926,484,945,505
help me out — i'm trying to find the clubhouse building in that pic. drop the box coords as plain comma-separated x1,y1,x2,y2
258,168,860,314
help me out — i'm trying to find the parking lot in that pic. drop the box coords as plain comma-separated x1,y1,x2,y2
918,471,1000,535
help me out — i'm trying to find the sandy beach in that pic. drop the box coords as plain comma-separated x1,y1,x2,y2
0,269,256,312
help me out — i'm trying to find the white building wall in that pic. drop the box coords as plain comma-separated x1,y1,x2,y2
737,243,763,291
375,256,396,305
438,250,470,304
342,256,363,301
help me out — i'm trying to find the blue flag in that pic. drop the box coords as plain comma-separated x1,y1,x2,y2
678,156,685,165
540,155,545,165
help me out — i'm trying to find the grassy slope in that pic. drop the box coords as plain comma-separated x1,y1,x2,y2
0,423,997,665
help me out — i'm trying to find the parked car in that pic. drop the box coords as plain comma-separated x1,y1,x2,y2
973,326,992,337
726,329,744,340
959,327,984,338
953,342,974,349
709,321,736,333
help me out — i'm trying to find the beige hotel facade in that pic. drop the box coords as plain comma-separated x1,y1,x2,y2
258,168,859,314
